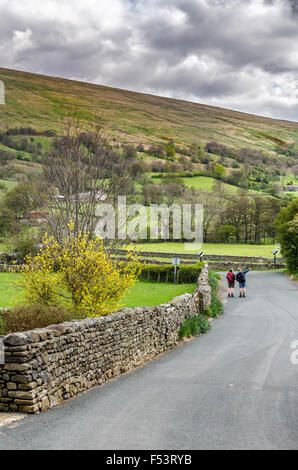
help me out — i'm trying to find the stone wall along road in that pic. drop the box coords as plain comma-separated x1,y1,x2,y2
0,265,211,414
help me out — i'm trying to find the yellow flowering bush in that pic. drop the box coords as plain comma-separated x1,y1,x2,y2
16,246,61,307
17,230,140,317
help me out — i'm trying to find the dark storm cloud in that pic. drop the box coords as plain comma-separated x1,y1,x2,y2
288,0,298,14
0,0,297,120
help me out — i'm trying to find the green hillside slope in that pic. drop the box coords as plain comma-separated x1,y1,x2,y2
0,67,297,151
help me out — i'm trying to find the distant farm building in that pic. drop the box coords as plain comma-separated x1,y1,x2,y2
55,191,107,202
21,211,48,225
284,185,298,192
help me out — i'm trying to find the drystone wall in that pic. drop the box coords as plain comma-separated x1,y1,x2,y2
117,258,286,270
111,249,284,264
0,266,211,414
207,261,285,271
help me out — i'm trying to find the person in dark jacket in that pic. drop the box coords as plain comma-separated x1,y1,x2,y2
226,269,235,297
236,268,251,297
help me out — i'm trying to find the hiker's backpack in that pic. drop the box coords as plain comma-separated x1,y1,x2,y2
236,272,245,283
227,272,234,282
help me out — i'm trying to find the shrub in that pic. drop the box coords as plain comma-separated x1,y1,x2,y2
208,293,224,318
123,144,137,159
208,269,220,292
12,228,41,261
43,130,56,137
138,263,204,283
178,313,210,339
0,305,82,335
205,306,214,317
206,269,224,317
213,163,227,180
17,229,141,316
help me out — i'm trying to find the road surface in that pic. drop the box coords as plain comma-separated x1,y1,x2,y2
0,271,298,450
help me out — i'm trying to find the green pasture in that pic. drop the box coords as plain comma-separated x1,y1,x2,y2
134,242,279,258
0,273,196,310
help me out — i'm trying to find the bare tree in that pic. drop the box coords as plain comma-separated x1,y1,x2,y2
40,113,134,246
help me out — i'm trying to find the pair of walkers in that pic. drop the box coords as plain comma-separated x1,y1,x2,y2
227,268,250,298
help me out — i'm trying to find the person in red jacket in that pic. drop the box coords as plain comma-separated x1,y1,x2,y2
226,269,235,297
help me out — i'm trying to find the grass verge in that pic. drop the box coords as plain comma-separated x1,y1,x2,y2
178,268,223,339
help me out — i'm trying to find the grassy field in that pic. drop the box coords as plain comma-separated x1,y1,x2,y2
151,174,261,195
152,175,237,192
0,179,18,201
0,273,22,308
0,273,196,309
0,179,17,190
121,281,196,308
134,242,279,258
0,67,297,151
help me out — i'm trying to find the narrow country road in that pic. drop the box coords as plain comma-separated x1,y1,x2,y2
1,272,298,450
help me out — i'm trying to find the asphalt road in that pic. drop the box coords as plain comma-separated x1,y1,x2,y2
1,271,298,450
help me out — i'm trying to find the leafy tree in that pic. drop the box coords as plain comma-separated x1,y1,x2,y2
3,182,40,219
0,207,16,238
123,144,137,160
0,182,44,242
165,140,175,160
129,159,146,178
213,163,227,180
218,225,236,243
142,184,164,205
275,199,298,272
11,226,41,261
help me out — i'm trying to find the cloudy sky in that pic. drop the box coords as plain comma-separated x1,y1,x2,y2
0,0,297,121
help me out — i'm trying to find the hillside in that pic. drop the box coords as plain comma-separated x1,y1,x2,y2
0,67,297,151
0,67,297,252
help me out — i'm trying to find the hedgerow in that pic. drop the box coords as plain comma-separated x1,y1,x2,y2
138,262,204,283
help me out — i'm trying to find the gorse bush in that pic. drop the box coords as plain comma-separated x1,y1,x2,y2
16,227,141,317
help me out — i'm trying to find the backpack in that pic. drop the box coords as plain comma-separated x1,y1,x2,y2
227,272,234,282
236,272,245,283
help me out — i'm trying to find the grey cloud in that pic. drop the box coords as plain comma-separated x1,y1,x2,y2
138,0,298,74
288,0,298,14
0,0,297,121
